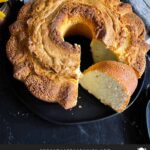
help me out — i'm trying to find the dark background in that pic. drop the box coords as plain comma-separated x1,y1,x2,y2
0,0,149,144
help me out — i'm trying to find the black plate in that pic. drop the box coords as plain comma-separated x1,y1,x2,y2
0,1,147,125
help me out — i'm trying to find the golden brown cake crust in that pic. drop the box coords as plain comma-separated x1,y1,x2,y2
6,0,148,109
84,61,138,96
6,2,79,109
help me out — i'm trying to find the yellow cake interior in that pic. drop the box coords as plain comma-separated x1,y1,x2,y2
79,70,129,112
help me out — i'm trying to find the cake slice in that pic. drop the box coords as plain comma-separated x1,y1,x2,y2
90,39,118,63
80,61,138,112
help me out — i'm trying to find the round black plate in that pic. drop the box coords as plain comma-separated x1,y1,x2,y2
0,1,147,125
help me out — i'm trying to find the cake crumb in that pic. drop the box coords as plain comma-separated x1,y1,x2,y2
78,105,82,109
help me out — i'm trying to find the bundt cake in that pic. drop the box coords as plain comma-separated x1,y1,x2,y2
6,0,148,109
79,61,138,112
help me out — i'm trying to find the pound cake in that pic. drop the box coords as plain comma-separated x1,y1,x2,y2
6,0,148,109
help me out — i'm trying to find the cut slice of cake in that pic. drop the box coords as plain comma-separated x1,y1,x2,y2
80,61,138,112
90,39,118,63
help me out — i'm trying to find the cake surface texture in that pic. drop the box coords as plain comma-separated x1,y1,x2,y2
7,0,148,109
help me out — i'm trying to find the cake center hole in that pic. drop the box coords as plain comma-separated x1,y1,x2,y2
64,24,93,71
65,35,93,71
